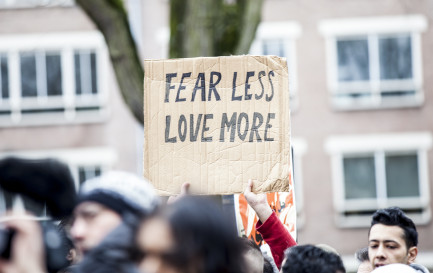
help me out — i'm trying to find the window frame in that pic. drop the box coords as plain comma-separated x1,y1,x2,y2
249,21,302,111
0,0,74,9
325,132,432,227
0,31,109,126
319,15,427,110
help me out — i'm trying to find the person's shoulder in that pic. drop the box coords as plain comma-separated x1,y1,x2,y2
410,263,430,273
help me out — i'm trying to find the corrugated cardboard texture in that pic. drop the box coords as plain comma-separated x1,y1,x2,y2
143,55,291,195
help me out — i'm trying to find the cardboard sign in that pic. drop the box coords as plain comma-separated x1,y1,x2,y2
143,55,291,195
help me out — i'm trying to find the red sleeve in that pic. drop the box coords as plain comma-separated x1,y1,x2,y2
256,212,297,269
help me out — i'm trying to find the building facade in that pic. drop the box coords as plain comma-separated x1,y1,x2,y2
1,0,432,271
0,0,143,212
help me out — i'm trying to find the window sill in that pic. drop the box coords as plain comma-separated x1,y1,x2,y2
0,108,108,128
331,96,424,111
334,208,431,228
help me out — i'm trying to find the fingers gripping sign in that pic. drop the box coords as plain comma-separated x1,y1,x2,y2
167,182,190,204
243,179,273,223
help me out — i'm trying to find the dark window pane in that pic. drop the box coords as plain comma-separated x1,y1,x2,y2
46,53,62,96
263,39,286,57
1,55,9,99
20,53,37,97
379,36,412,80
381,90,415,98
343,156,377,199
90,53,98,94
337,39,370,82
78,166,102,187
46,54,62,96
74,53,82,95
94,167,101,177
386,154,419,197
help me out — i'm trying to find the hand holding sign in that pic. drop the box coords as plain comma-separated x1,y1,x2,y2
244,179,273,223
167,182,190,204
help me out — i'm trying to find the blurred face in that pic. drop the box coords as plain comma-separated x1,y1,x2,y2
368,224,417,269
136,217,183,273
70,201,122,256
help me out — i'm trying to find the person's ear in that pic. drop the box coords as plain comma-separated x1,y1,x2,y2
407,246,418,263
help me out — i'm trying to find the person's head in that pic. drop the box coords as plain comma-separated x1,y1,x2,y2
281,244,346,273
240,238,264,273
356,247,373,273
134,196,247,273
263,252,277,273
70,171,159,256
368,207,418,269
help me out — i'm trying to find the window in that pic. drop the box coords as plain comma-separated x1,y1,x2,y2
325,132,432,227
0,147,117,217
0,54,9,104
250,21,301,110
0,32,109,126
78,165,102,186
74,50,98,96
319,15,427,110
0,0,74,9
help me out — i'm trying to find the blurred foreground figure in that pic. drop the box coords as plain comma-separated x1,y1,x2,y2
371,264,417,273
281,244,346,273
134,196,247,273
0,157,77,273
69,171,159,273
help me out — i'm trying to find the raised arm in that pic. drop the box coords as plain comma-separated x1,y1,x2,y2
243,179,297,269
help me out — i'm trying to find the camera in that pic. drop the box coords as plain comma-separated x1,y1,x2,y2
0,157,77,273
0,221,71,272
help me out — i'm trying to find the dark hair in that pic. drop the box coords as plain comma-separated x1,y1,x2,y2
137,196,247,273
369,207,418,248
263,255,275,273
355,247,369,263
263,259,274,273
240,237,265,273
240,237,262,254
281,244,346,273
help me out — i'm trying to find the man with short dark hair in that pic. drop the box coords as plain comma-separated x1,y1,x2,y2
368,207,418,270
281,244,346,273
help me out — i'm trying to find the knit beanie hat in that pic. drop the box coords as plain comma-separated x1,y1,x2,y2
77,171,159,217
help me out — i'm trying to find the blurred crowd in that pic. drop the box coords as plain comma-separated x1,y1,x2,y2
0,157,430,273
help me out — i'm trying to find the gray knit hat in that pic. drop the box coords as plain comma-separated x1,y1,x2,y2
77,171,159,217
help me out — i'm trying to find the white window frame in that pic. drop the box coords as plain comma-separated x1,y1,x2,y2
319,15,427,111
0,31,109,127
325,132,432,227
0,0,74,9
250,21,302,111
